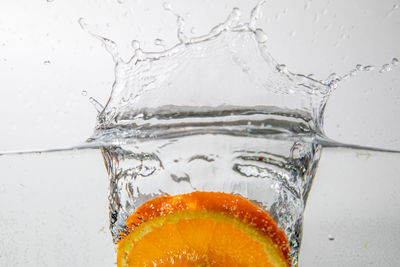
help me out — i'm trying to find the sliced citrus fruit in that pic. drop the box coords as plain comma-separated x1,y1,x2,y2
117,191,291,267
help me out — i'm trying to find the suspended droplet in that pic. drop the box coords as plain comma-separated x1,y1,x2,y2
81,90,87,96
328,235,335,241
392,58,399,66
304,1,311,11
163,2,172,11
78,17,88,30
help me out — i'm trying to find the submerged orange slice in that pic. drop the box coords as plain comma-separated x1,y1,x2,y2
117,191,291,266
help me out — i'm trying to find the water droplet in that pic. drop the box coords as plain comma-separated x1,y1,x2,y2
92,35,120,63
89,97,104,114
249,0,266,30
328,235,335,241
81,90,87,96
314,13,320,23
131,40,140,50
163,2,172,11
78,17,88,30
349,69,357,77
392,58,399,66
43,60,51,66
154,38,164,46
380,63,392,73
226,7,241,28
304,1,311,11
277,64,288,74
255,28,268,43
362,65,375,71
190,27,197,34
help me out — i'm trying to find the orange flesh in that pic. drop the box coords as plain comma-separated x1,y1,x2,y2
117,191,291,267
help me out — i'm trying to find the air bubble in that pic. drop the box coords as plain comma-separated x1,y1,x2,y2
43,60,51,66
81,90,87,96
328,235,335,241
392,58,399,66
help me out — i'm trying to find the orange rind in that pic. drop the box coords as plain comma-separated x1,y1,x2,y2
117,191,291,266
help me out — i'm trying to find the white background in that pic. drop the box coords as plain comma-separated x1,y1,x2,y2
0,0,399,152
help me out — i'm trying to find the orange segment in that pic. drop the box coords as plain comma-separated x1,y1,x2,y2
117,191,291,267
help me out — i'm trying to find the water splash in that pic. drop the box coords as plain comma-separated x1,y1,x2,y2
324,59,399,89
81,3,399,266
85,4,338,146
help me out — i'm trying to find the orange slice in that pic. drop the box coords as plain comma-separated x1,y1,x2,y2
117,191,291,266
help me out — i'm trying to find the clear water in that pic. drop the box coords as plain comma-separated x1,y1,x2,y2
102,124,321,264
1,2,400,266
1,147,399,266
